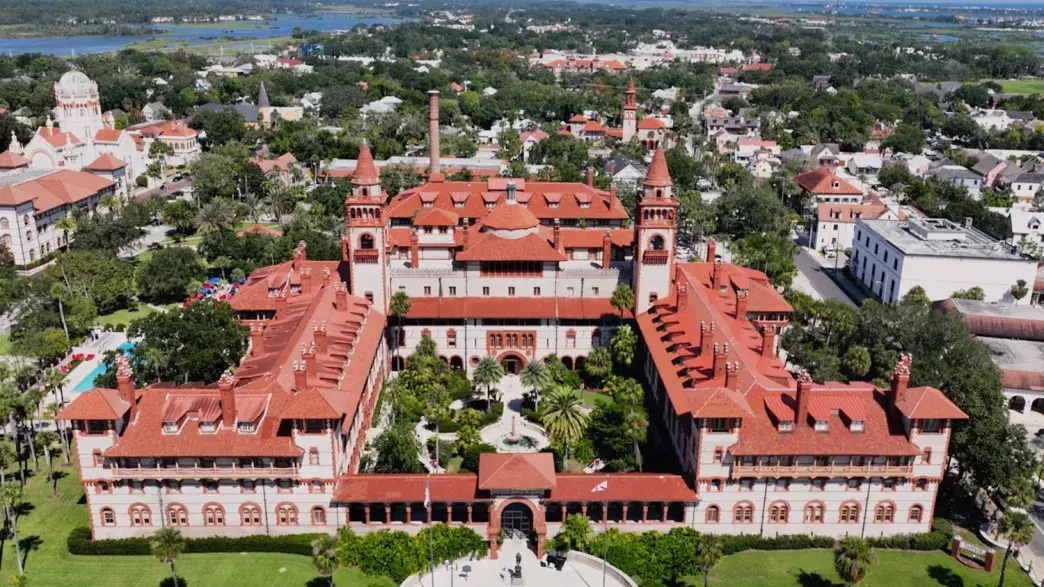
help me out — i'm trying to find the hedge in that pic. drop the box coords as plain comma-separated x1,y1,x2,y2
866,531,949,551
68,526,327,556
718,533,835,555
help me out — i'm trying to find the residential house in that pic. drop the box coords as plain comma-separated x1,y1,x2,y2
142,102,170,122
795,168,863,205
603,154,646,189
970,154,1008,188
810,197,904,252
927,165,983,196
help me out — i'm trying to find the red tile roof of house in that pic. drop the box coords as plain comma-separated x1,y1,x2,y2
253,153,297,175
456,231,566,262
0,169,114,214
57,387,131,421
478,453,557,490
413,208,459,227
644,148,672,187
93,128,125,143
84,153,128,172
816,201,901,223
0,150,29,169
520,129,548,143
569,114,587,123
796,168,862,196
638,117,667,130
742,62,774,72
895,387,969,420
480,203,540,230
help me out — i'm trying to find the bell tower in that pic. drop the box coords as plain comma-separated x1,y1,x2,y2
633,148,678,314
343,143,389,312
622,78,637,143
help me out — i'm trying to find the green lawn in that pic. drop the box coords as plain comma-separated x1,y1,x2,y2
582,390,614,409
989,79,1044,95
1,468,390,586
95,306,156,328
705,547,1035,586
0,333,11,355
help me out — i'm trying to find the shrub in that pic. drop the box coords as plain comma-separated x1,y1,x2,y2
520,407,540,423
479,401,503,426
114,323,126,332
460,442,496,472
718,533,834,555
430,417,460,433
866,531,948,552
68,526,327,556
932,518,955,541
426,436,452,468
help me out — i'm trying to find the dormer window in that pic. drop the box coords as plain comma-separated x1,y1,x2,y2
708,418,730,433
832,181,840,189
548,202,558,209
579,202,591,209
200,421,217,434
454,202,465,208
814,420,829,432
778,420,793,432
239,422,256,433
850,420,865,433
162,421,178,434
423,201,433,208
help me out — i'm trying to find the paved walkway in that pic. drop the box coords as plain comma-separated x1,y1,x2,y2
401,537,635,587
479,375,549,453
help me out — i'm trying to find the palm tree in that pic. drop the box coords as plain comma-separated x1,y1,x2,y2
35,431,58,496
148,139,174,181
196,198,238,234
54,216,76,247
584,347,612,385
151,527,186,587
624,407,647,472
541,386,589,471
389,291,411,369
833,537,874,586
42,403,69,466
0,440,16,486
242,192,269,224
1,482,24,574
695,534,723,587
610,283,635,320
998,511,1034,587
472,356,503,412
519,361,552,410
311,534,340,587
610,325,637,370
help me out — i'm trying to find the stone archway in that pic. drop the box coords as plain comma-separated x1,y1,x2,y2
1010,395,1026,413
496,351,527,376
488,498,546,559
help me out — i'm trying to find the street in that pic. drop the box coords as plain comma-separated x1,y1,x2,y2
791,246,860,308
133,177,191,201
1023,496,1044,576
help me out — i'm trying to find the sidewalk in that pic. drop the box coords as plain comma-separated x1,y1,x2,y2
981,521,1044,586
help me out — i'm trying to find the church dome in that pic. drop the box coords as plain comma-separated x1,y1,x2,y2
55,71,97,99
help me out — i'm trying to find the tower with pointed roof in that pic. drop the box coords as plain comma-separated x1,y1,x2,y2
622,78,637,143
257,82,272,129
343,143,390,312
633,148,679,314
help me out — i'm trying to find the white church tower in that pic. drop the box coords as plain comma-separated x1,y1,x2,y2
53,71,103,141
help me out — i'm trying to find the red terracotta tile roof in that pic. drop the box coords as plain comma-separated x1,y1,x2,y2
406,296,629,320
57,388,130,420
253,153,297,175
37,125,81,148
637,117,667,130
549,474,698,502
353,143,380,184
816,201,900,223
558,228,634,249
938,299,1044,341
332,474,482,502
894,387,969,420
569,114,587,123
0,150,29,169
478,453,557,490
1001,370,1044,391
236,224,283,237
795,168,862,196
84,153,128,172
644,148,672,187
93,128,124,143
413,208,460,227
456,231,565,262
479,203,540,231
0,169,114,214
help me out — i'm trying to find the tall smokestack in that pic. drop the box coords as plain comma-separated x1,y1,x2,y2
428,90,442,181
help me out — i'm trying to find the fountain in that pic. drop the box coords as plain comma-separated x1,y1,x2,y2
494,416,541,452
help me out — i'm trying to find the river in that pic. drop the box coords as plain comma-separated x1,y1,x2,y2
0,13,401,56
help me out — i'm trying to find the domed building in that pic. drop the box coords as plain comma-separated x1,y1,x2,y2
53,70,103,141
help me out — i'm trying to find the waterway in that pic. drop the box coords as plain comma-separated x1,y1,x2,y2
0,13,400,56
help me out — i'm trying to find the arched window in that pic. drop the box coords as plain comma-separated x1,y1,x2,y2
803,502,824,523
312,506,327,525
705,505,720,523
768,502,789,523
649,235,665,251
0,218,8,229
129,504,152,527
922,447,932,464
732,502,754,524
166,503,189,527
839,502,860,524
359,233,374,250
874,502,895,523
276,503,298,525
101,507,116,526
203,503,226,526
908,505,924,523
240,503,263,526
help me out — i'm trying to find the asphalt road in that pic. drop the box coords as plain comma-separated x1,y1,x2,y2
134,178,191,201
792,247,859,308
1024,496,1044,570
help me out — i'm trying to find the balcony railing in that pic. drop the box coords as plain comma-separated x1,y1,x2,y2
642,250,670,265
730,461,914,477
108,463,300,480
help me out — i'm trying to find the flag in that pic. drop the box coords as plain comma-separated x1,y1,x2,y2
591,480,608,493
424,478,431,509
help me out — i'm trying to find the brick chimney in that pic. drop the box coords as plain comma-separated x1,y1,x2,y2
796,370,812,426
735,289,748,320
291,240,306,272
678,284,691,314
712,259,725,292
115,355,136,422
274,291,287,312
761,325,777,358
300,268,312,294
713,342,727,379
609,160,616,177
302,343,317,375
890,353,912,413
701,322,715,356
314,321,328,354
601,230,612,269
725,361,739,389
553,218,561,250
706,239,717,263
250,324,265,356
335,282,348,311
292,360,307,393
219,370,235,427
462,218,470,247
410,229,420,268
321,267,331,288
587,167,594,187
428,90,442,181
609,183,617,202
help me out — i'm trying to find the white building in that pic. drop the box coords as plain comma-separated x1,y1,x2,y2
810,199,903,253
1007,208,1044,254
851,218,1038,304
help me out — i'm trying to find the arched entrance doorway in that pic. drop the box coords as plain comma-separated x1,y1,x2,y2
497,351,527,376
1010,395,1027,413
501,502,533,536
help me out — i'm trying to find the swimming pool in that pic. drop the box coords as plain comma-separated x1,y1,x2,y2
72,342,136,393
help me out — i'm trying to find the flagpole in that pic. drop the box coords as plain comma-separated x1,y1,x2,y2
427,476,435,587
602,474,608,587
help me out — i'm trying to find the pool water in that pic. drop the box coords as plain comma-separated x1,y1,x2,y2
72,342,135,393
